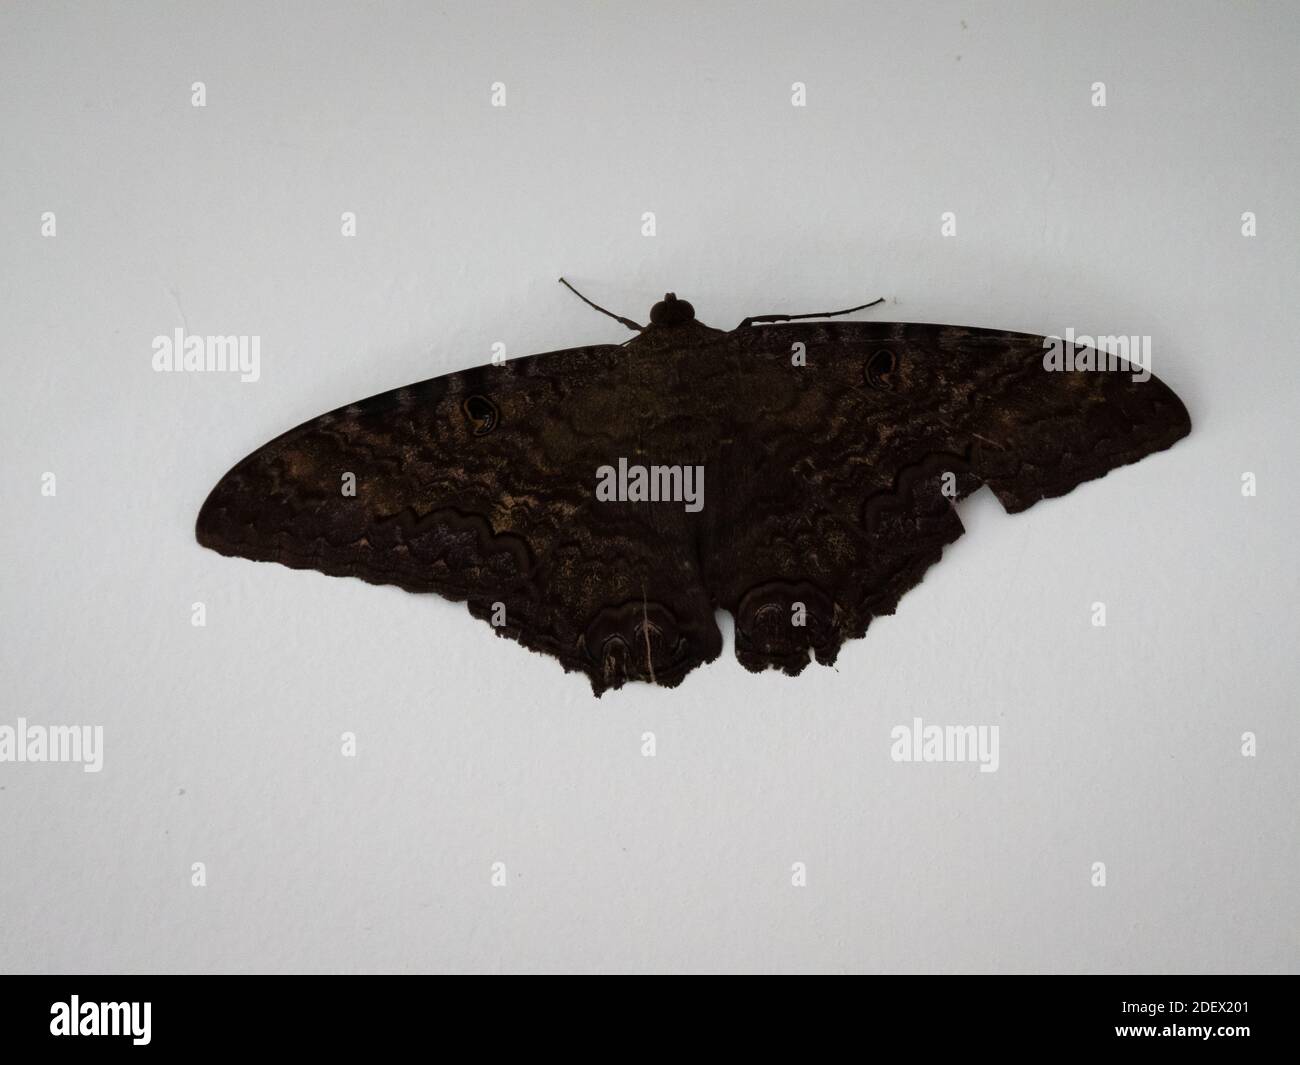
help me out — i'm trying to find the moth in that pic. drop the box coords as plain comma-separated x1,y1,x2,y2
197,282,1191,695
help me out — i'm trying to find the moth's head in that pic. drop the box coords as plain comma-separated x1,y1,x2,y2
648,292,696,327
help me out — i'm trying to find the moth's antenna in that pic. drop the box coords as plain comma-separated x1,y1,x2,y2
737,297,885,330
558,277,645,332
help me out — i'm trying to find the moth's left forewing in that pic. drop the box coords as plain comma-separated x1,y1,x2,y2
195,349,616,596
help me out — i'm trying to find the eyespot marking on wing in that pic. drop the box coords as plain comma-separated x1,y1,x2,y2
865,348,900,391
462,394,500,435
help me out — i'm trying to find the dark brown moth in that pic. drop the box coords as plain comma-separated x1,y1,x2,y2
196,283,1191,695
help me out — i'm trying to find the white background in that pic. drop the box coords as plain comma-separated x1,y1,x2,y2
2,1,1296,973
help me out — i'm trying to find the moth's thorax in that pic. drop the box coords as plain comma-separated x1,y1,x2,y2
633,294,724,348
631,320,725,349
